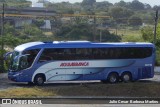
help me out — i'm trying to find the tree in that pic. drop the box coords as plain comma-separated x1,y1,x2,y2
0,0,6,3
129,0,144,10
56,23,93,41
128,15,142,26
141,26,154,42
141,13,154,24
81,0,96,12
94,1,113,10
0,0,31,7
141,23,160,65
144,4,151,10
21,24,45,41
0,23,22,51
156,22,160,45
141,22,160,46
38,0,50,3
153,5,160,11
115,0,128,8
109,7,134,24
81,0,96,6
32,19,45,27
96,30,121,42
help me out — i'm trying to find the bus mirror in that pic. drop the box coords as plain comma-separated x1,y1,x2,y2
3,52,13,60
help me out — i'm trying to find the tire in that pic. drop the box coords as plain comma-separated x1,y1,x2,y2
34,75,45,86
107,73,119,83
121,72,132,83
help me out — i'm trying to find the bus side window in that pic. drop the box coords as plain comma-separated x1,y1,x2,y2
22,49,40,67
38,49,53,63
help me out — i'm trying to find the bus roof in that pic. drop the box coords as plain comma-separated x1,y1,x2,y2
14,41,155,52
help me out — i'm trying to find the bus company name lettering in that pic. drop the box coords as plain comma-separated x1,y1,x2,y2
60,62,89,67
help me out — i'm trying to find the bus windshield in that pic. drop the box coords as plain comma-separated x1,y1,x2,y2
10,51,20,71
9,49,40,72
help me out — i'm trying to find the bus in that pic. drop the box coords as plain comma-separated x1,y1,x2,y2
5,41,155,85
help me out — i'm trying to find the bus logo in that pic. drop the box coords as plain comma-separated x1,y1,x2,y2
60,62,89,67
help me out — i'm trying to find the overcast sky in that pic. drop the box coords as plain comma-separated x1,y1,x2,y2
30,0,159,7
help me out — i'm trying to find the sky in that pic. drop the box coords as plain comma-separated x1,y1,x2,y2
30,0,159,7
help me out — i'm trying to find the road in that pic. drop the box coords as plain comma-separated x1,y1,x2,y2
0,73,160,91
1,73,160,106
0,73,20,91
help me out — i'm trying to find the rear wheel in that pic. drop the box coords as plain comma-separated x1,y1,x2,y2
34,75,45,86
121,72,132,82
107,73,119,83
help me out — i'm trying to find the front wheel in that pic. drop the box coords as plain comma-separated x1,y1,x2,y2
107,73,119,83
34,75,45,86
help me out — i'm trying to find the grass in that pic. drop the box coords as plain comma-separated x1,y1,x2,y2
43,32,53,36
121,34,144,42
0,87,55,98
44,82,160,97
109,28,141,36
109,28,145,42
0,81,160,98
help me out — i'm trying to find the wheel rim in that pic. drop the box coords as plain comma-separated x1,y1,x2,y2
123,74,130,82
110,75,117,83
37,77,44,85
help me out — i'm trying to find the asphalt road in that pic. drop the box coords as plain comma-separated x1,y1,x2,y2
1,73,160,90
1,73,160,106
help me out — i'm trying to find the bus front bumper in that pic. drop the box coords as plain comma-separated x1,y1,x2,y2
8,71,22,82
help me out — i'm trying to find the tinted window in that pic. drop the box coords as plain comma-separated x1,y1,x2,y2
38,47,153,62
22,49,40,67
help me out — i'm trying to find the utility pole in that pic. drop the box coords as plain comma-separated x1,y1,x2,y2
93,16,96,41
1,3,4,72
99,23,102,42
154,10,158,44
100,29,102,42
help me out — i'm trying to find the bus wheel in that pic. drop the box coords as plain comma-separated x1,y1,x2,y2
107,73,119,83
34,75,45,86
121,72,132,82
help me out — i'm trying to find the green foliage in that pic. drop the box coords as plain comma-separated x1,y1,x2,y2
140,12,154,24
140,23,160,65
81,0,96,6
0,0,31,7
129,0,145,10
153,5,160,11
56,23,93,41
141,22,160,44
23,24,43,36
94,1,113,11
115,0,128,7
32,19,45,27
128,15,142,26
141,26,154,42
155,50,160,65
0,23,46,48
122,35,144,42
96,30,121,42
109,7,134,24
